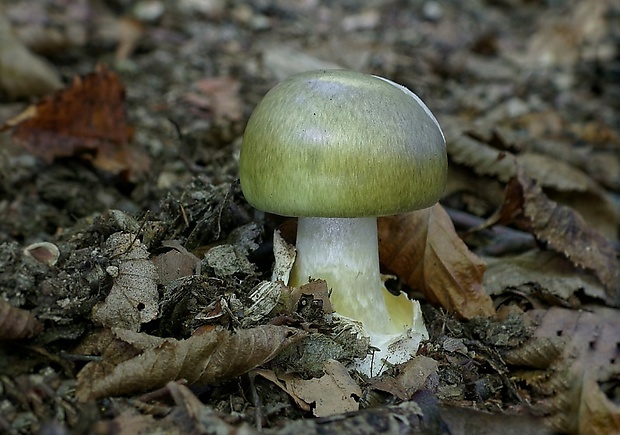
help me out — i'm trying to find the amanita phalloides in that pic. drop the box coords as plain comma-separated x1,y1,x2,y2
239,70,447,375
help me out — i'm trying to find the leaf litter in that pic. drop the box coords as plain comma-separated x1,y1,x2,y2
0,0,619,433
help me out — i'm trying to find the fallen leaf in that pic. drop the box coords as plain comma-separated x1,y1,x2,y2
484,250,609,304
91,232,159,331
76,325,306,401
165,382,253,433
378,204,494,319
252,368,311,411
285,359,361,417
517,153,618,238
0,15,62,99
0,299,43,340
522,307,620,434
444,122,517,183
518,0,609,69
489,165,618,296
3,65,149,179
185,76,243,122
151,240,201,286
371,355,439,400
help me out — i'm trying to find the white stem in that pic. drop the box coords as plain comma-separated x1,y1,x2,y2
290,217,409,334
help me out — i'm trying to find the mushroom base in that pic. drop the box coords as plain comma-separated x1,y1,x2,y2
289,217,428,374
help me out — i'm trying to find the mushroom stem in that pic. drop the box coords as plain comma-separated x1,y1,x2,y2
290,217,418,335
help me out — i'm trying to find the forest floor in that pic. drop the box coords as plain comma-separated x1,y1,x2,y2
0,0,619,434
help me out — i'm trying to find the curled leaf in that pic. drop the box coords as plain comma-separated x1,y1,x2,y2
76,325,306,401
490,165,618,296
0,299,43,340
379,204,494,319
91,232,159,331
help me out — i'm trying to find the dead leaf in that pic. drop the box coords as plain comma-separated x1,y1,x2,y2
151,240,201,286
252,368,311,411
519,0,610,69
243,280,331,327
165,381,254,433
503,337,568,370
484,250,609,304
285,359,361,417
76,325,306,401
0,15,62,99
518,153,618,238
185,76,243,122
444,122,517,183
489,165,618,296
523,307,620,434
2,65,149,179
0,299,43,340
378,204,494,319
91,232,159,331
371,355,439,400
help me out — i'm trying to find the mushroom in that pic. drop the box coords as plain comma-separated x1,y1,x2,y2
239,70,447,374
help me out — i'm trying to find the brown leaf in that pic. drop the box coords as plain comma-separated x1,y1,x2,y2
151,240,201,286
76,325,306,401
3,65,149,179
444,122,517,183
518,153,618,238
91,232,159,331
0,299,43,340
285,359,361,417
378,204,495,319
490,165,618,296
484,250,609,303
524,307,620,433
185,76,243,122
371,355,439,400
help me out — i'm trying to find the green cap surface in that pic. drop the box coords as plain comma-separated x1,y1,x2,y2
239,70,447,218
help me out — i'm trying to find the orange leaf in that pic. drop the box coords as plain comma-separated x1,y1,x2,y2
378,204,494,319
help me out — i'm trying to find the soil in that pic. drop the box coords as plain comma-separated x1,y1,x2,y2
0,0,619,434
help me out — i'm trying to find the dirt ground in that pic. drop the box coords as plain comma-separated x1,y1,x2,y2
0,0,619,434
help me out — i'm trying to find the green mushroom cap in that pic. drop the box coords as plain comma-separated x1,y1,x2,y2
239,70,447,218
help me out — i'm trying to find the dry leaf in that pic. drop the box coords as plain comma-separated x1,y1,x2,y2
91,232,159,331
444,123,517,183
0,15,62,99
0,299,43,340
371,355,439,400
185,76,243,122
489,165,617,296
524,307,620,434
484,250,609,303
2,65,149,179
517,153,618,238
76,325,306,401
503,337,568,370
252,369,311,411
285,359,361,417
378,204,494,319
445,124,618,237
519,0,610,69
151,240,200,286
